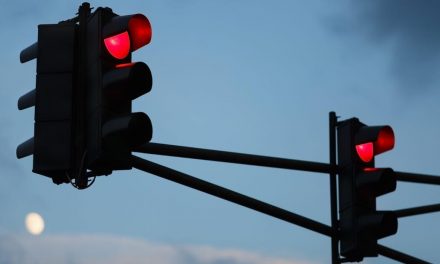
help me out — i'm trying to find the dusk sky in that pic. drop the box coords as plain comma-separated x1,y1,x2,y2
1,1,440,263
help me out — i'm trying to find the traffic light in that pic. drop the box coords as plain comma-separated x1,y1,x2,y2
337,118,397,261
16,4,153,188
84,7,153,181
17,21,77,184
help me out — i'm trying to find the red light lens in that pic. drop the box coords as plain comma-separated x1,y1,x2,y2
356,142,374,163
375,126,395,155
104,31,131,59
128,15,152,51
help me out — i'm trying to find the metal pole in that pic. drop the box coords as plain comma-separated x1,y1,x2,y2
396,171,440,185
131,155,335,237
74,2,91,189
395,203,440,218
377,244,430,264
134,143,335,174
329,112,339,264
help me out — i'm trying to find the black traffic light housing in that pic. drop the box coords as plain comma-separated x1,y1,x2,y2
17,3,153,188
84,7,153,178
337,118,397,261
17,22,78,184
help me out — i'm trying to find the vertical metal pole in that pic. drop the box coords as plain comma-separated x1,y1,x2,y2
75,2,91,189
329,112,339,264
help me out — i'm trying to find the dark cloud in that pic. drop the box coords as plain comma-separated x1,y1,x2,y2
342,1,440,93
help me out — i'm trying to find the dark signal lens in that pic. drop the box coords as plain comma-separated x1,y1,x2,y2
104,31,131,59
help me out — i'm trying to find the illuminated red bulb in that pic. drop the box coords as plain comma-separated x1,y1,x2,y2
104,31,131,59
355,126,395,163
356,142,374,163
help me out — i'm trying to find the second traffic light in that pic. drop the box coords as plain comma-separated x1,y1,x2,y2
337,118,398,262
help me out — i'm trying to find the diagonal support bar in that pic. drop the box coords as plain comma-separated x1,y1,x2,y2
377,244,430,264
131,155,335,237
396,171,440,185
395,203,440,218
134,142,335,174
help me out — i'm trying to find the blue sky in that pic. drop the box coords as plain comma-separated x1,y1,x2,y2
1,1,440,263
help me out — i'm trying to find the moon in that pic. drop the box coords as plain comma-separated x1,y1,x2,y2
25,212,45,235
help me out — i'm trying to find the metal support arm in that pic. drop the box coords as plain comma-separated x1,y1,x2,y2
377,244,430,264
395,203,440,218
130,155,335,237
134,142,334,174
396,171,440,185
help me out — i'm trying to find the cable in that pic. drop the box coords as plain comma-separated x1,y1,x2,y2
66,150,96,190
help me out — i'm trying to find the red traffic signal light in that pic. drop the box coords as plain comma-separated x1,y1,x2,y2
337,118,397,261
85,7,153,176
355,126,395,163
103,14,152,60
104,32,130,59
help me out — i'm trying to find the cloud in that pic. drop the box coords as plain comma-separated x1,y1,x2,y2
0,233,314,264
335,1,440,93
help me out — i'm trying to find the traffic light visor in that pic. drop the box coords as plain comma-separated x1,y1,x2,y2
103,62,152,101
357,168,396,197
103,14,152,53
102,112,153,148
128,14,152,51
375,126,394,155
355,126,394,162
359,211,398,239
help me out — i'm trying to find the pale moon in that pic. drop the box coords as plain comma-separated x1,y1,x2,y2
25,212,45,235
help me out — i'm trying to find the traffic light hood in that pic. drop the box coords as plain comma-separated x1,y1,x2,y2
355,125,394,156
103,62,152,102
357,168,396,198
103,14,152,52
102,112,152,148
358,211,398,239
